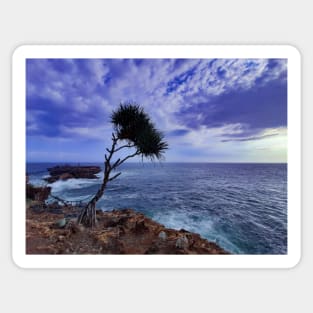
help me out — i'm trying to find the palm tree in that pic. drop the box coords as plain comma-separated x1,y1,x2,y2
77,103,168,227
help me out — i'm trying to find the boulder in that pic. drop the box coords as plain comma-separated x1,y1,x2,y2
158,231,167,240
54,218,67,228
175,235,189,249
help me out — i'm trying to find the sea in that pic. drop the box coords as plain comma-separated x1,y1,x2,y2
26,162,287,255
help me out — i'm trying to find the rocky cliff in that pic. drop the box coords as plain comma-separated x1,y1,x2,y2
26,203,229,255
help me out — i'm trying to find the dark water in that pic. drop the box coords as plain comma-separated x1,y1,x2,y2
27,162,287,254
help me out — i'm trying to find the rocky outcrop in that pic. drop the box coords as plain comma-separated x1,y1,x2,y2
26,204,229,255
26,183,51,202
44,165,101,183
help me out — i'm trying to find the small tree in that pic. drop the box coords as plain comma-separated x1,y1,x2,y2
77,103,168,227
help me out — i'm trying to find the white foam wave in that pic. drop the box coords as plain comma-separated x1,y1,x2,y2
29,177,46,187
152,210,242,253
154,211,214,234
48,177,101,193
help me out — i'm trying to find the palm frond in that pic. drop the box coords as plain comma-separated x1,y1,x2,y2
135,123,168,160
111,103,168,160
111,103,150,142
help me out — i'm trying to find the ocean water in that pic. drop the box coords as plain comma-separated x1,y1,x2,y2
26,162,287,254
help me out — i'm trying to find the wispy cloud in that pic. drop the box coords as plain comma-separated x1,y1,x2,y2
26,58,287,162
221,133,278,142
219,127,286,143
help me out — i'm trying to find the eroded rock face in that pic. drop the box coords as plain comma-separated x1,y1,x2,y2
26,205,230,255
44,165,101,183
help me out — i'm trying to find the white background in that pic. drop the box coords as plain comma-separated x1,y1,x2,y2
0,0,311,312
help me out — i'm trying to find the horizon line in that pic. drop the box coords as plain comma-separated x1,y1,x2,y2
26,161,287,164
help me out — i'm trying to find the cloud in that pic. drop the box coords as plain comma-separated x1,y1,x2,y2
221,133,278,142
60,124,112,140
167,129,190,137
26,58,287,162
176,78,287,132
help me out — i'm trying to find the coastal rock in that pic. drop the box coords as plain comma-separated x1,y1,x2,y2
45,165,101,183
26,205,230,255
133,218,148,234
54,218,67,228
59,173,74,180
26,183,51,201
158,231,167,240
175,235,189,249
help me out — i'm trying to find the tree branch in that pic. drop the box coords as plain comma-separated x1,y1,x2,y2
106,134,118,163
111,158,121,170
117,150,141,167
108,172,122,181
113,144,135,153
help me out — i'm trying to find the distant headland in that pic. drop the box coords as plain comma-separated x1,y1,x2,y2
44,165,101,183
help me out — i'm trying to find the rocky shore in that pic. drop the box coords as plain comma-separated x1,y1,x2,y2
44,165,101,183
26,202,229,255
26,175,229,255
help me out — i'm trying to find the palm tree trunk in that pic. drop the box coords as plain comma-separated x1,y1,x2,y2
76,132,139,227
77,175,109,227
77,134,119,227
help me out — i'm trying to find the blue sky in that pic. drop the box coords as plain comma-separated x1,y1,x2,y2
26,58,287,163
